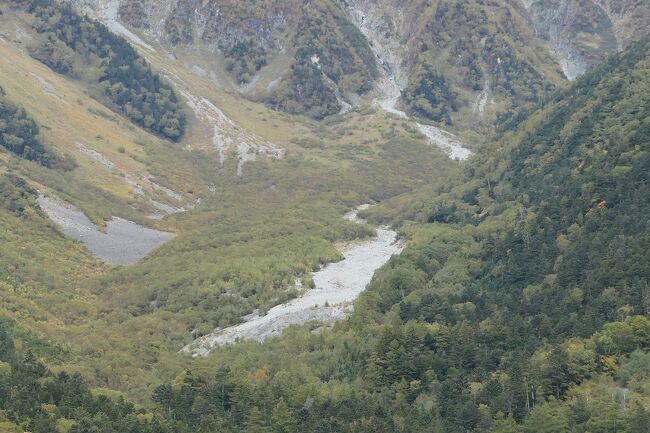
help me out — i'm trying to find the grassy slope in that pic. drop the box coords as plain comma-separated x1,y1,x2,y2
0,22,202,224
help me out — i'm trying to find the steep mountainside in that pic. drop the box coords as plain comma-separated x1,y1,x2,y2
523,0,650,80
66,0,564,128
69,0,379,119
371,37,650,341
58,0,650,130
342,0,566,128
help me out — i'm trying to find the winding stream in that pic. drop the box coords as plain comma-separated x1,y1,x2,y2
182,206,404,356
344,1,473,161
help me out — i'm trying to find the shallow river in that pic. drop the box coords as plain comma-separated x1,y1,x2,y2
183,206,403,356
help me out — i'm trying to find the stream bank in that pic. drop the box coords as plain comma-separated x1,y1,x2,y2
182,205,403,356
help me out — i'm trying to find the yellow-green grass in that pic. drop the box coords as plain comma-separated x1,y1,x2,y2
0,14,204,224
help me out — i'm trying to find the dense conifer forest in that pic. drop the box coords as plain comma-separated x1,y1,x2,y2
0,87,50,164
12,0,186,141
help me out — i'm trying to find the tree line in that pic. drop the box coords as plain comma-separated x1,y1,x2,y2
15,0,186,141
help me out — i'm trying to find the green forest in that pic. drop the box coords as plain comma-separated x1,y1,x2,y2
266,1,378,119
14,0,186,141
0,87,49,164
400,0,561,128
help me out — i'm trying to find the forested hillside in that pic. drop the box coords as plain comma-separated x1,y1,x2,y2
0,86,73,169
265,1,379,118
0,319,179,433
10,0,186,141
482,39,650,336
397,0,564,126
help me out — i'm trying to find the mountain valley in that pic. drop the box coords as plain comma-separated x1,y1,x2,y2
0,1,649,432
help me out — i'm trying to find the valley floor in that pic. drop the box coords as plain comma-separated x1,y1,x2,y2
0,4,462,398
184,205,404,355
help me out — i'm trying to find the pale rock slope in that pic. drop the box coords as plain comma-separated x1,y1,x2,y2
38,196,175,266
338,0,473,160
522,0,650,80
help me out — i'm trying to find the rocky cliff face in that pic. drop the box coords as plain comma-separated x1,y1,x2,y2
130,0,376,118
338,0,565,129
334,0,649,126
66,0,650,124
335,0,410,111
594,0,650,49
71,0,379,119
128,0,292,72
522,0,650,80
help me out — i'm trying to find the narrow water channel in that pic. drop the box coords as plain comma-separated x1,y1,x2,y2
183,206,403,356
